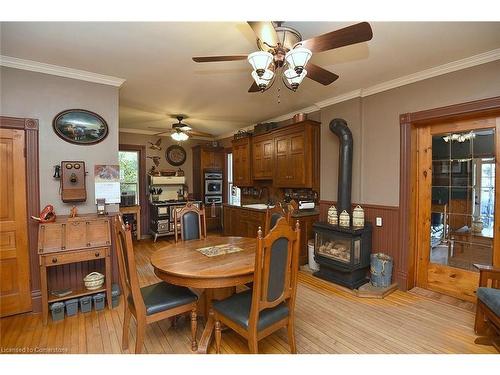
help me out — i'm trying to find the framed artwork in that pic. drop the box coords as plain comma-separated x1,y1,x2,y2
165,145,187,166
53,109,108,145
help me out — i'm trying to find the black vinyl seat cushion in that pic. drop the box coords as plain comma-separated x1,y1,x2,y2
182,211,200,241
128,281,197,316
212,289,289,331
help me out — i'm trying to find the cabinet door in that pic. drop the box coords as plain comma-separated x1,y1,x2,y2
274,135,290,186
212,151,224,170
65,221,87,250
252,141,264,179
38,223,64,253
288,132,306,185
261,139,274,179
87,219,111,247
232,141,252,186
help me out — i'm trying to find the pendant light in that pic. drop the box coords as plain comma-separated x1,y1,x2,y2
171,131,189,142
251,69,274,90
284,69,307,90
247,51,273,76
285,47,312,74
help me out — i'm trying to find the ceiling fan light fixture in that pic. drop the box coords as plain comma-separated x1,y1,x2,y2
285,47,312,74
251,69,274,90
171,131,189,142
284,68,307,90
247,51,274,77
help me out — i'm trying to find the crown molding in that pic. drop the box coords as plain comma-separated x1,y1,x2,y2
315,89,362,109
0,55,126,87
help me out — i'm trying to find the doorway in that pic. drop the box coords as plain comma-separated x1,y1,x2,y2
414,117,500,301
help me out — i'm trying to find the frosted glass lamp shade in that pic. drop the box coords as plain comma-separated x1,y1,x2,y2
247,51,274,76
284,68,307,90
285,47,312,74
251,69,274,90
171,131,189,141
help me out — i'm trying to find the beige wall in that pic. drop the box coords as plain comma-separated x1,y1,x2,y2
1,66,120,214
320,60,500,206
118,133,211,194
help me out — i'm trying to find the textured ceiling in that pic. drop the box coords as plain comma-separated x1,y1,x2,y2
1,21,500,136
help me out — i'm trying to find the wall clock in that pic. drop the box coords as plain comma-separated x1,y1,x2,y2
165,145,186,166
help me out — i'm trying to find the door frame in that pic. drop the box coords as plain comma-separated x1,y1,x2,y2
119,144,148,238
399,96,500,291
0,116,40,312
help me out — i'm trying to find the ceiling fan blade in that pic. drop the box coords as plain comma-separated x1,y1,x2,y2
306,63,339,85
247,21,279,48
192,55,248,63
248,81,261,93
299,22,373,53
187,130,214,138
152,131,172,136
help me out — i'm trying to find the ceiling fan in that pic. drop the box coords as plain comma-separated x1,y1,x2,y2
193,21,373,93
149,115,213,141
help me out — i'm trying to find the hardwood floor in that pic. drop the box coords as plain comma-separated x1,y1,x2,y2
0,237,496,354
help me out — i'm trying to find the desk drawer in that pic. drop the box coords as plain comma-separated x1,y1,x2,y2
41,247,109,266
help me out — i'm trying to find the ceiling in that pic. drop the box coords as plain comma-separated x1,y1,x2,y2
1,22,500,136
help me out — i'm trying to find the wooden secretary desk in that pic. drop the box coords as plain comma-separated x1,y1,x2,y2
38,214,112,324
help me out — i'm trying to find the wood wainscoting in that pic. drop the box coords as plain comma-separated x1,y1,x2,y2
318,201,404,288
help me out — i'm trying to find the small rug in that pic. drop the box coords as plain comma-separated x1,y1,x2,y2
196,244,244,257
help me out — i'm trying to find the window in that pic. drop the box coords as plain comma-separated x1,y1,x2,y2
479,158,495,232
226,153,240,205
119,150,139,204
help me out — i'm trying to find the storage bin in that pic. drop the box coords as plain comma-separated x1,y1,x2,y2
308,240,320,272
93,293,106,311
79,295,92,313
111,283,121,308
64,298,78,317
50,302,65,321
370,253,393,288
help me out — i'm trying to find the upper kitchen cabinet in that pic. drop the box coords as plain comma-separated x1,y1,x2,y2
252,134,274,180
232,137,253,186
192,145,224,200
273,120,320,189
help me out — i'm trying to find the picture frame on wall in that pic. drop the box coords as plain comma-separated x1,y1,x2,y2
53,109,109,145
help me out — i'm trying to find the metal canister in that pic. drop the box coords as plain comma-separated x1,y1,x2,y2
352,205,365,228
327,205,338,225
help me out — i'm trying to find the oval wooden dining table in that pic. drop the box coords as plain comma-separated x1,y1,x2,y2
150,235,257,354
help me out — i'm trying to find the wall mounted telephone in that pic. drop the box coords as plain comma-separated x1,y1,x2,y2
60,161,87,202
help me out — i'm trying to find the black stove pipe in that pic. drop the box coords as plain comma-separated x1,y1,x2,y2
329,118,353,216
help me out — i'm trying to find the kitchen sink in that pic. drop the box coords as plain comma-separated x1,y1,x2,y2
242,203,275,210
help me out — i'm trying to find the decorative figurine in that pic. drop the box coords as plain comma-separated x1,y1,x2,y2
339,210,350,227
352,205,365,228
327,205,338,225
69,206,78,218
31,204,56,223
148,139,162,151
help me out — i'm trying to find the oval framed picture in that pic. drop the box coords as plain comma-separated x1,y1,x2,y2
165,145,187,166
53,109,109,145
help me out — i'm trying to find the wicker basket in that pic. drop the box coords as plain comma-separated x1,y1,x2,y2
83,272,105,290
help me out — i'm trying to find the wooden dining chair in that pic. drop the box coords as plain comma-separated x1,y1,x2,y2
113,215,198,353
264,202,292,235
174,202,207,243
213,217,301,354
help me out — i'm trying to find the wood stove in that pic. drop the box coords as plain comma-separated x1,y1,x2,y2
313,118,372,289
313,222,372,289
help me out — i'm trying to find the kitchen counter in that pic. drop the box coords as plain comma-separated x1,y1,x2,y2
223,203,319,217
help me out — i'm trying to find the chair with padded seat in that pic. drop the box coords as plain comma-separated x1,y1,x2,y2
264,202,292,235
474,264,500,352
213,217,301,354
113,215,198,354
174,202,206,243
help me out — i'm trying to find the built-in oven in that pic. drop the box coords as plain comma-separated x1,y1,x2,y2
205,196,222,205
204,171,223,196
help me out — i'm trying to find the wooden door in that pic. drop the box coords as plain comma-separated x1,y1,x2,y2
0,128,31,316
415,117,500,301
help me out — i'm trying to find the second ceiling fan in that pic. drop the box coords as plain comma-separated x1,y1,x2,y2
193,21,373,93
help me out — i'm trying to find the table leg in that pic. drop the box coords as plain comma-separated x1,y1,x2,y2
40,264,48,325
105,252,112,310
196,287,235,354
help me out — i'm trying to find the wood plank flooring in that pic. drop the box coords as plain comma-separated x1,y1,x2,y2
0,238,496,354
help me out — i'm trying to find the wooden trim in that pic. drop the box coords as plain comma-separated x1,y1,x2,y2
119,144,148,239
399,96,500,293
0,116,40,311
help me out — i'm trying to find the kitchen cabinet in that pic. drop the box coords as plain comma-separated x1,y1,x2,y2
252,134,274,180
273,121,320,189
232,137,252,187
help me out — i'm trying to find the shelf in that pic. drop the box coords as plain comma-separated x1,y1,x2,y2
48,286,107,303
